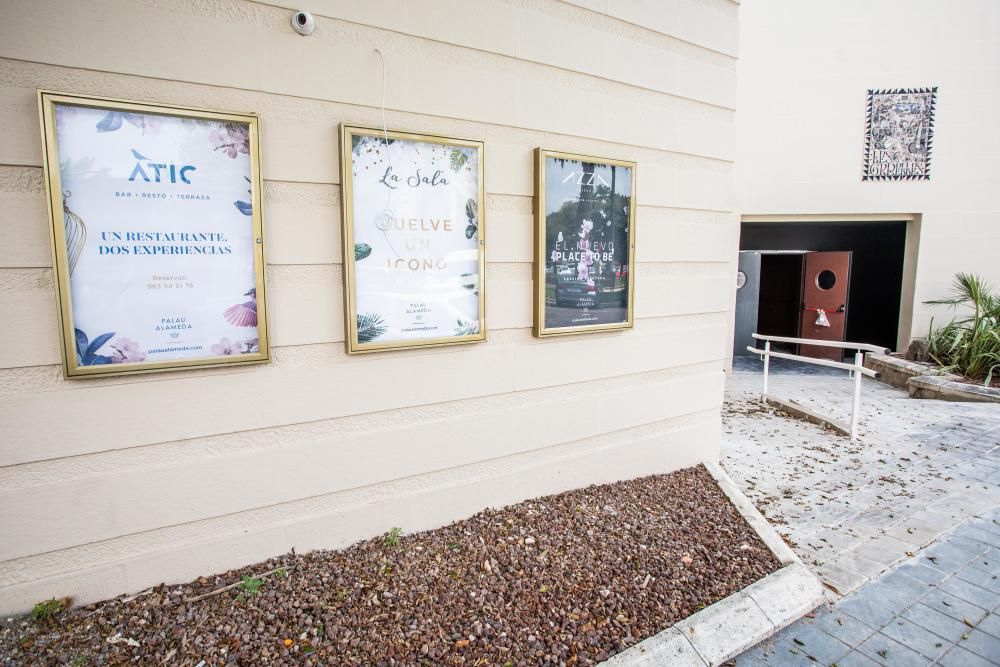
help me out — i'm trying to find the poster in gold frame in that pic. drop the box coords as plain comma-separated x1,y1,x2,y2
339,124,486,354
533,148,637,337
37,90,270,378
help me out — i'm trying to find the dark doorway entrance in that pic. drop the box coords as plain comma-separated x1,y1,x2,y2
736,221,907,355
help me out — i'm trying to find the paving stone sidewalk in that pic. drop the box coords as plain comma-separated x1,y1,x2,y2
737,513,1000,666
722,363,1000,665
722,369,1000,597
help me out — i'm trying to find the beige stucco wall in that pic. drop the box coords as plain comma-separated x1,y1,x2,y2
0,0,739,614
737,0,1000,348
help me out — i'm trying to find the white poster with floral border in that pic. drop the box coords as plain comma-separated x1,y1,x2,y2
47,100,267,374
344,129,484,352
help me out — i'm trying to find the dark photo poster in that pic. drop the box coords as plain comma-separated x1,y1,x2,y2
536,151,635,335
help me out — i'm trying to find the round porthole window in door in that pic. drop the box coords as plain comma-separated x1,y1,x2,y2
817,269,837,290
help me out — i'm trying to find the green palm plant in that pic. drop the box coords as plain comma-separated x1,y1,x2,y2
356,312,388,344
925,273,1000,386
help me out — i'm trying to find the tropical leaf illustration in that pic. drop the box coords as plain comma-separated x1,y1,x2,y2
62,194,86,276
357,313,388,343
355,243,372,261
123,113,146,131
464,197,478,240
459,273,479,294
449,149,469,172
74,328,115,365
96,111,122,132
454,319,479,336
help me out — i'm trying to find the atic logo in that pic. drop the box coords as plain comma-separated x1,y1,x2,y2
127,149,196,184
561,171,610,187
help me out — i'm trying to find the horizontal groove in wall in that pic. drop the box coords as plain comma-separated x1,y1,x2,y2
0,57,736,177
256,0,738,106
0,408,721,586
0,370,724,559
0,323,728,466
0,358,724,488
0,312,729,398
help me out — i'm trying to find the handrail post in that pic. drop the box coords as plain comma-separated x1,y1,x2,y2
762,340,771,400
850,350,863,439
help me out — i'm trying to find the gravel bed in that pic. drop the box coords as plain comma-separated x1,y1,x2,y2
1,464,780,666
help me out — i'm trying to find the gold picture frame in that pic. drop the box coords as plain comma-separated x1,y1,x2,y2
339,124,487,354
533,148,637,337
38,90,270,377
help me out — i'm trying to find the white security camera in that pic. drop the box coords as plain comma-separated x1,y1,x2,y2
291,10,315,36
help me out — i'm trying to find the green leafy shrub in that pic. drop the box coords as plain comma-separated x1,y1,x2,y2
384,527,403,547
31,598,68,622
237,575,263,596
925,273,1000,386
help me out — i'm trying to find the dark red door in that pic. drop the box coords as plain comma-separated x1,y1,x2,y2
799,251,852,361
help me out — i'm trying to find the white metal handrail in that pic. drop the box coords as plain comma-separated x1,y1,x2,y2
745,334,885,439
752,333,890,355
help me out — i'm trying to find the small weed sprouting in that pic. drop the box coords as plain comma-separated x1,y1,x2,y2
384,527,403,547
236,575,263,600
274,567,287,578
71,657,87,667
31,598,67,623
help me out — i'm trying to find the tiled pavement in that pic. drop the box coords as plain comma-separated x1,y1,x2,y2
723,368,1000,597
737,514,1000,666
722,362,1000,665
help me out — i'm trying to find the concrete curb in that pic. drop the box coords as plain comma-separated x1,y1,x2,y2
762,394,850,437
602,464,825,666
864,352,940,389
865,353,1000,403
908,374,1000,403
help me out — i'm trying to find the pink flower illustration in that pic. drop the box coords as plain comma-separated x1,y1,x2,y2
211,337,235,355
109,337,146,364
210,123,250,159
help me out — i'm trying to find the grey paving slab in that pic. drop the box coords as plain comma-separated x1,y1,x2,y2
937,645,997,667
811,607,878,643
977,612,1000,639
892,562,950,586
861,570,931,613
902,603,975,643
938,574,1000,611
956,566,1000,594
960,628,1000,663
768,640,825,666
836,594,897,630
879,616,950,661
781,622,852,665
855,632,931,666
836,650,881,666
922,589,990,625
